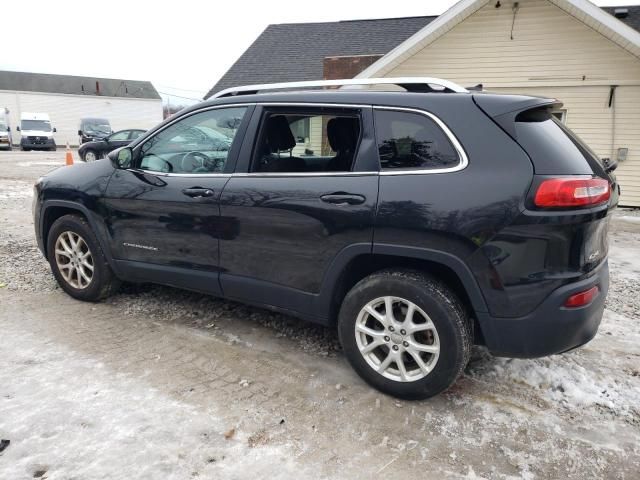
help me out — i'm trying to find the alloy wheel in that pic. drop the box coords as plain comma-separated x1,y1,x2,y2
355,296,440,382
54,231,94,289
85,151,97,162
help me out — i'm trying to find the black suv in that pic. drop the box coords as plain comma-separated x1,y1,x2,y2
33,78,617,399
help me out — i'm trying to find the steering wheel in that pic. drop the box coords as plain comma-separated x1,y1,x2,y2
181,151,225,173
142,153,173,173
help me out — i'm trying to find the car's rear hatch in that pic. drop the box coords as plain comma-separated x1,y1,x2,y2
471,93,617,317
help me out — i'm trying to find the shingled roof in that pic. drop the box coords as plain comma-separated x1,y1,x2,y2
602,4,640,32
204,16,436,99
205,5,640,99
0,70,161,100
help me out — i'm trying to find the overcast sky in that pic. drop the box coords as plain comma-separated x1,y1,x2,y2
1,0,638,104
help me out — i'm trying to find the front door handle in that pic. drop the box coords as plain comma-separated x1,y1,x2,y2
320,192,366,206
182,187,214,198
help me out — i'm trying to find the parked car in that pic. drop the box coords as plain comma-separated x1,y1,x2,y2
0,111,11,150
78,117,112,145
32,78,618,399
78,129,146,162
17,112,56,151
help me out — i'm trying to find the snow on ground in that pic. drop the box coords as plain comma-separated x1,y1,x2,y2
0,180,33,200
0,325,313,480
15,160,65,168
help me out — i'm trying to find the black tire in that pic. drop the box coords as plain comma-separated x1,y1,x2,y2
83,149,99,162
338,269,472,400
47,214,120,301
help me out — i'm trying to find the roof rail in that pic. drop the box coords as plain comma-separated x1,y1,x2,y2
212,77,469,99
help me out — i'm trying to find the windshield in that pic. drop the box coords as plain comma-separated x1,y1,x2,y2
84,121,111,135
21,120,52,132
0,121,6,130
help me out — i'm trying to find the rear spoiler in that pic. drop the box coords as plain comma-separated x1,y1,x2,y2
473,94,562,139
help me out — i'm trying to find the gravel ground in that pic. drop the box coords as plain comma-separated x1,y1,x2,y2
1,151,639,479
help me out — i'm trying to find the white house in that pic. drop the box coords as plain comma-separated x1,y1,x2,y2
0,70,163,147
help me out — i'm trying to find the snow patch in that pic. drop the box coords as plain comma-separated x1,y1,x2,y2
0,182,33,200
16,160,65,167
0,327,314,479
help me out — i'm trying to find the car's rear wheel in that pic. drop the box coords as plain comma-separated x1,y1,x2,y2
84,149,98,162
338,269,471,400
47,214,120,301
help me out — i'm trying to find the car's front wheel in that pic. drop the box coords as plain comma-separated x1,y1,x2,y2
47,214,120,301
84,149,98,162
338,269,471,400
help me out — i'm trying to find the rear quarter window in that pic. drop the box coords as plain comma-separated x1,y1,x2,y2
514,108,604,176
374,109,460,171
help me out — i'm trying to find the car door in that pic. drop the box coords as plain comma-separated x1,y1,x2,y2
102,105,253,294
105,130,133,153
218,104,379,321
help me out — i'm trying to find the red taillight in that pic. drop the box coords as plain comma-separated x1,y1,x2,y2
564,286,599,308
534,177,610,208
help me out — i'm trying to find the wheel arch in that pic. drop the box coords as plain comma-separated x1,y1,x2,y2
40,200,116,271
318,244,488,343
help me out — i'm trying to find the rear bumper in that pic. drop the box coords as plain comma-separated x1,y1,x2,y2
478,260,609,358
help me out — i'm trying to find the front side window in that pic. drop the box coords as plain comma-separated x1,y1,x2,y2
374,110,459,171
138,107,247,174
109,131,130,141
252,110,361,173
129,130,144,140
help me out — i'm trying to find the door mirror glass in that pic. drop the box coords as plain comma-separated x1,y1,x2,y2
109,147,133,169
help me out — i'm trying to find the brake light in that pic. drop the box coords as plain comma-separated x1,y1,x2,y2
564,286,599,308
534,177,610,208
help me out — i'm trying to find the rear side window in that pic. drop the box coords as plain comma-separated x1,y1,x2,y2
514,108,603,175
374,109,459,171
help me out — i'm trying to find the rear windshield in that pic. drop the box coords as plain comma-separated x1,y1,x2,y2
514,108,603,176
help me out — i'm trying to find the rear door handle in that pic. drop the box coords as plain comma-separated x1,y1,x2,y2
320,193,366,205
182,187,214,198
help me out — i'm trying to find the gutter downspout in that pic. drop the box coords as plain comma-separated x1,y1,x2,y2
608,85,617,160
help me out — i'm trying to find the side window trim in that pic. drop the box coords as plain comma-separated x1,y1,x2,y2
373,106,469,176
131,103,255,176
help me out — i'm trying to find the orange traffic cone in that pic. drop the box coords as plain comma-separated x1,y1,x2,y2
65,142,73,166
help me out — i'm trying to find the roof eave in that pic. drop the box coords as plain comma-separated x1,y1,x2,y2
356,0,640,80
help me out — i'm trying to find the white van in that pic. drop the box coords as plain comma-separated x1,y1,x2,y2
16,112,57,151
0,108,11,151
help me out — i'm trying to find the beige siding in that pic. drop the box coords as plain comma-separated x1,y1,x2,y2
384,0,640,206
292,116,326,156
490,86,640,206
0,90,163,147
387,0,640,87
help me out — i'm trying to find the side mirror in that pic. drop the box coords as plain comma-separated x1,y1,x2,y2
602,157,618,173
53,127,57,133
77,130,82,136
6,127,10,132
109,147,133,169
16,126,20,131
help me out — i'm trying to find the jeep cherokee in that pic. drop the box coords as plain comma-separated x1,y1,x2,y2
33,78,618,399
